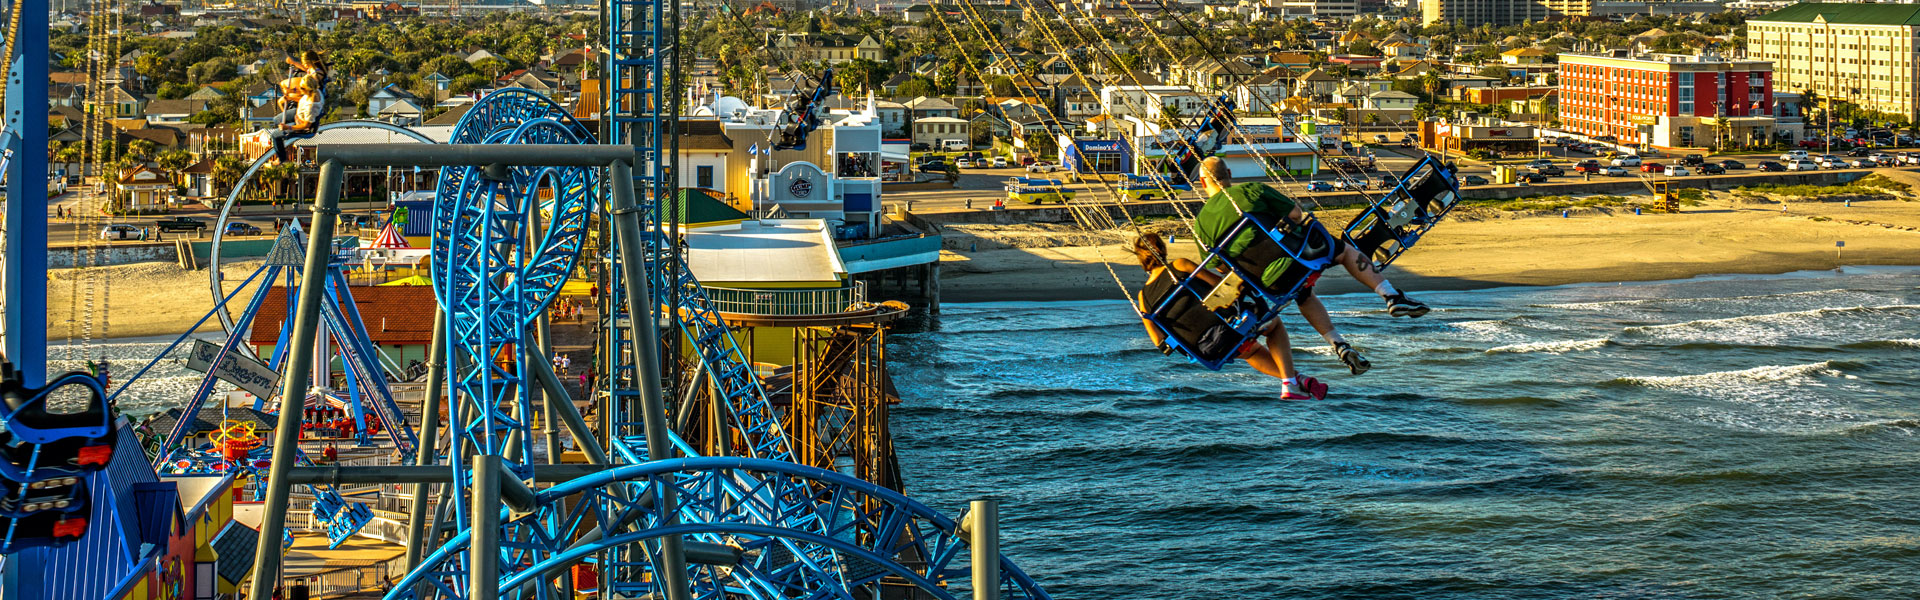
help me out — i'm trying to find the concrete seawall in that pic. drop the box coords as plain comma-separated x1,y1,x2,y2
914,169,1886,225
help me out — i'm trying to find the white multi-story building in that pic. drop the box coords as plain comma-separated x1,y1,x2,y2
1747,3,1920,123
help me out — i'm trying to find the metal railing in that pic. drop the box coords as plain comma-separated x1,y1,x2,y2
702,281,868,317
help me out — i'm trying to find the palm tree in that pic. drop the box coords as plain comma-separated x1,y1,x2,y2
212,154,247,197
1419,70,1446,100
126,139,158,162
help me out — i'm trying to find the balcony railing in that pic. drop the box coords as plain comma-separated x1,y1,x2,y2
703,281,869,317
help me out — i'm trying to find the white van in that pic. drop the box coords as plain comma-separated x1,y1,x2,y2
942,139,969,151
1780,150,1810,161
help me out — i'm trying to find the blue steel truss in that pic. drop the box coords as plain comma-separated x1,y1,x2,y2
385,457,1050,600
429,88,599,530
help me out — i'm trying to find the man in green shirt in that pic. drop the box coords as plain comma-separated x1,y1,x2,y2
1192,157,1429,375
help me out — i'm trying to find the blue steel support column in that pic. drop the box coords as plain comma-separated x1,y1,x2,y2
4,0,51,386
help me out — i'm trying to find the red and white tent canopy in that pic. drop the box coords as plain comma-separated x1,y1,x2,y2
369,223,411,249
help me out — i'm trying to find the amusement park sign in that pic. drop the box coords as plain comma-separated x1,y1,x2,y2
185,340,281,398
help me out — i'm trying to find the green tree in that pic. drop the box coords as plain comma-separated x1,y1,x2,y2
895,77,936,100
212,154,248,196
126,140,158,162
1024,130,1057,157
156,149,194,174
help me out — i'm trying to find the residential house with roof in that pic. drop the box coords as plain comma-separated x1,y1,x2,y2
106,84,145,118
1294,68,1342,101
1235,67,1296,113
774,33,887,64
367,85,420,118
1382,42,1429,59
904,95,960,121
377,98,425,126
142,99,200,125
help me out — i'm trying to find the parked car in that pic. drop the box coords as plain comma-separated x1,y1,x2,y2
1518,172,1549,183
1306,181,1336,192
992,157,1009,168
154,217,207,233
1682,154,1706,166
1848,158,1876,168
1602,166,1629,177
1696,163,1725,175
1757,161,1786,172
910,143,931,152
1782,150,1812,161
224,222,262,236
1640,162,1665,173
1817,155,1846,168
1788,159,1820,171
99,224,141,240
1461,175,1488,186
1667,165,1691,176
1611,155,1642,167
1574,160,1602,173
1718,159,1746,170
1525,158,1555,170
1533,165,1565,177
1848,147,1873,157
1025,161,1055,173
955,158,972,169
917,160,949,173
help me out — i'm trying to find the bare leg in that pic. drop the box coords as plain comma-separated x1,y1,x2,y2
1295,293,1339,344
1336,246,1385,290
1241,322,1296,380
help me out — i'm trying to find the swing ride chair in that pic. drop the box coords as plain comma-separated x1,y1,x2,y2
775,68,833,151
1147,156,1462,371
0,364,116,551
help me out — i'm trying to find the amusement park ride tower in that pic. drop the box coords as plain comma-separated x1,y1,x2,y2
1,0,1054,598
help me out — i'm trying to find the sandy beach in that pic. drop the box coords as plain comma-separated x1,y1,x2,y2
44,191,1920,339
937,193,1920,303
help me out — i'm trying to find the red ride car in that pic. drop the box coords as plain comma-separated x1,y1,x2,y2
1640,163,1666,173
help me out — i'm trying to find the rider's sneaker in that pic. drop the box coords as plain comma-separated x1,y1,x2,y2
1385,292,1430,318
1297,373,1328,400
1334,341,1371,376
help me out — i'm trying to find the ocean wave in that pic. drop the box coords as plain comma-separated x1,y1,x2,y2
1456,395,1562,407
1532,288,1886,310
1610,361,1852,388
1839,419,1920,436
1624,304,1920,334
1841,338,1920,350
1486,337,1613,354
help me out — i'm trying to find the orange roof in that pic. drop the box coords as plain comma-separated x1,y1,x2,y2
250,285,437,346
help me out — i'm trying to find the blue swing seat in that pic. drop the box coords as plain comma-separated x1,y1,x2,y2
1340,156,1463,271
1146,211,1340,371
0,471,92,552
0,371,117,484
1148,156,1462,372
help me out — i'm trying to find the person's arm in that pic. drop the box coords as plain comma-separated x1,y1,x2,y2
1171,258,1221,286
1138,272,1169,347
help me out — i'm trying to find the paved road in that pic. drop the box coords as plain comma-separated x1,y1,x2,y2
43,191,374,248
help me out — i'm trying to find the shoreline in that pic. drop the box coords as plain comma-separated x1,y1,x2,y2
937,195,1920,305
44,195,1920,339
